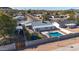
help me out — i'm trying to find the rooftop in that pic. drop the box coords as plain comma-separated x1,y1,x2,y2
32,21,52,27
32,21,54,29
13,15,25,20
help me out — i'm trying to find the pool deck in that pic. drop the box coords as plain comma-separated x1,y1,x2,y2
41,30,66,38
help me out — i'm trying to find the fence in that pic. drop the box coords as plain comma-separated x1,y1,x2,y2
0,33,79,50
25,33,79,48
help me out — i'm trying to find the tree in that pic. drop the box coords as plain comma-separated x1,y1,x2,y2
42,12,50,22
27,9,32,14
76,18,79,25
63,10,76,20
24,28,31,41
0,12,16,39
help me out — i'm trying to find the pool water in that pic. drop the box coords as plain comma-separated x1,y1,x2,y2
48,32,63,37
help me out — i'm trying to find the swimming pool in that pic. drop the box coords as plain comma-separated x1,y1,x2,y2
48,31,63,37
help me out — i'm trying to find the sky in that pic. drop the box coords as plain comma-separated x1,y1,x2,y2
12,7,79,10
0,0,79,7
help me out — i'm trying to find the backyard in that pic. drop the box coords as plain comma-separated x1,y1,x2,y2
24,27,79,51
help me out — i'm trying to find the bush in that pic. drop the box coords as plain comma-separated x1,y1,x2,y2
31,33,42,40
0,38,14,46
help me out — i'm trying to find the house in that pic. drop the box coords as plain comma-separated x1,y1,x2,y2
13,14,25,21
49,14,70,22
34,14,42,17
75,12,79,18
13,12,26,21
59,14,70,19
0,7,12,11
33,14,43,20
17,20,32,27
32,21,56,32
65,23,77,28
0,7,13,14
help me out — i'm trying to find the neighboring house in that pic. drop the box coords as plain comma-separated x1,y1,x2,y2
0,7,13,14
32,21,56,32
33,14,43,20
0,7,12,11
59,14,70,19
13,15,25,21
58,19,77,28
49,14,70,22
75,13,79,18
13,12,26,21
65,23,76,28
34,14,42,17
17,21,32,27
